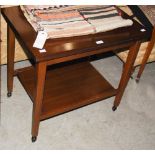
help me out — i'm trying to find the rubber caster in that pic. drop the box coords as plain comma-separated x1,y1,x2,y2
31,136,37,142
7,92,12,97
112,106,117,111
135,78,140,83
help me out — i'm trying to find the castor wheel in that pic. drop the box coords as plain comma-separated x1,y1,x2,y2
7,92,12,97
135,78,140,83
31,136,37,142
130,76,134,79
112,106,117,111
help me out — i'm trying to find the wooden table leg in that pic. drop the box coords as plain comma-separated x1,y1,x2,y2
112,41,141,111
7,25,15,97
136,26,155,82
31,62,47,142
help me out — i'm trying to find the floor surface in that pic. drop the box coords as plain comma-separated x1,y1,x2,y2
0,55,155,149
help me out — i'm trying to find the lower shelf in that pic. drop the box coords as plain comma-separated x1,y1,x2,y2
17,61,117,120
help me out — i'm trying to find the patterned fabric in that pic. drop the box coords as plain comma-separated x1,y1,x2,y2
20,5,133,39
79,6,133,33
21,5,95,37
139,5,155,25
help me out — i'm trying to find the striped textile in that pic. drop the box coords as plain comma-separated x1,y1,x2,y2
21,5,95,38
79,6,133,33
20,5,133,39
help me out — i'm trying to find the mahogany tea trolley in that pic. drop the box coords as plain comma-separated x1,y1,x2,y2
2,6,150,142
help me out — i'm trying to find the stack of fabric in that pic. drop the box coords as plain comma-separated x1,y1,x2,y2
21,5,95,38
79,6,133,33
21,5,133,39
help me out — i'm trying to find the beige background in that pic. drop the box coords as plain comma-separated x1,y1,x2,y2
1,14,27,65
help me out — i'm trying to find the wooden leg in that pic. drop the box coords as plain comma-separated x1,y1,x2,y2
123,64,136,79
130,66,136,79
113,41,141,110
136,27,155,82
31,62,47,142
7,25,15,97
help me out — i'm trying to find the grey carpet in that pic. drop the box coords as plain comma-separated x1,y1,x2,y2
0,55,155,149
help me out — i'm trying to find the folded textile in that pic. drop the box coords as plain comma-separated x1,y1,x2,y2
21,5,95,38
20,5,133,39
80,6,133,33
89,16,133,33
